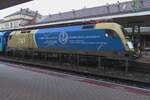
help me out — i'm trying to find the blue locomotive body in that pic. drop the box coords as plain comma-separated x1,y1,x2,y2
35,25,125,52
3,23,134,58
0,31,10,52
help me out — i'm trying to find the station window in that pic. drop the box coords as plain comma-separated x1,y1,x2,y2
10,23,13,28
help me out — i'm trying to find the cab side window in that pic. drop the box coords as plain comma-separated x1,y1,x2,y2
105,29,116,38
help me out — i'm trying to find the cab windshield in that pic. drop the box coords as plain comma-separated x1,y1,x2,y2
121,27,131,39
121,27,128,36
122,27,134,50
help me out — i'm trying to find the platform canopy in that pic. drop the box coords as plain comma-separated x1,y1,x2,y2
0,0,32,10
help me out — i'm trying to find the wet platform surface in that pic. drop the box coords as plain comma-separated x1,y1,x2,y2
0,61,149,100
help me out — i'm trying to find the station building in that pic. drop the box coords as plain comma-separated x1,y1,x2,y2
0,8,42,29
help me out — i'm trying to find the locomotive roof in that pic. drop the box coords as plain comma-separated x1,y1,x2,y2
8,22,121,33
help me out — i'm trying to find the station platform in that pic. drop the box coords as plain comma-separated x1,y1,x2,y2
0,61,149,100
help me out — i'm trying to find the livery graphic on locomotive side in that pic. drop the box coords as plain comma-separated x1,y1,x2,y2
0,22,134,58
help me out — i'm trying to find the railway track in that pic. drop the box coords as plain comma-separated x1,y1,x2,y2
0,54,150,89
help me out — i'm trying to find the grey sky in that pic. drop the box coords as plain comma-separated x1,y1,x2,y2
0,0,131,19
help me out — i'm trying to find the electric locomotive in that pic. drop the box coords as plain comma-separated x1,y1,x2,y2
5,22,134,58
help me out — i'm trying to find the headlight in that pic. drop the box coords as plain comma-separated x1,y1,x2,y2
127,41,134,49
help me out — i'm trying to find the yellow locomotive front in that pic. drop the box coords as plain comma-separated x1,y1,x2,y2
96,23,134,57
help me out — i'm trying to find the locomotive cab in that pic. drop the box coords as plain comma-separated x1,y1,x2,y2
95,23,135,57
